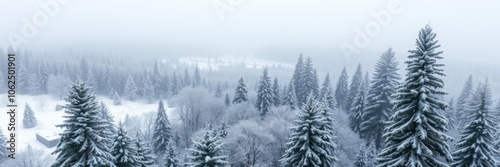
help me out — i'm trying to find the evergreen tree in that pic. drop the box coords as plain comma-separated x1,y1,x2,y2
319,74,336,110
349,73,369,135
359,48,400,150
215,81,223,98
334,67,349,111
170,71,182,96
292,54,304,101
272,77,282,106
184,68,191,87
152,62,163,99
23,103,37,128
281,97,337,167
354,146,375,167
17,63,30,94
256,67,274,118
79,58,89,81
193,65,202,87
218,121,228,139
100,65,111,94
451,81,499,167
98,101,116,146
0,128,7,162
37,60,49,94
135,131,156,167
445,98,456,130
296,57,319,106
152,100,172,155
112,122,140,167
455,75,473,127
347,64,363,111
113,91,122,105
124,73,139,100
282,81,298,110
144,75,156,104
224,94,231,107
187,124,228,167
164,141,180,167
377,25,452,167
51,79,115,167
232,77,249,104
87,67,98,93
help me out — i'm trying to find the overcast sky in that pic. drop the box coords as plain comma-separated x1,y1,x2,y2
0,0,499,63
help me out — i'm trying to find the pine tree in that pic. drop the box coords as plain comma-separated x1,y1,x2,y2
233,77,249,104
152,62,163,99
135,131,156,167
256,67,274,118
292,54,304,101
215,81,223,98
377,25,452,167
51,79,115,167
359,48,400,150
334,67,349,111
124,73,139,100
144,75,156,104
296,57,319,106
187,124,228,167
184,68,191,87
193,65,201,87
170,71,182,96
445,98,456,130
100,65,111,94
0,127,8,162
354,146,374,167
17,63,30,94
272,77,282,106
23,103,37,128
112,122,140,167
113,91,122,105
98,101,116,146
349,72,369,135
224,94,231,107
164,142,180,167
152,100,172,155
79,58,89,81
281,97,337,167
455,75,473,127
37,60,49,94
282,81,298,110
347,64,363,111
87,67,99,93
319,74,336,110
451,81,499,167
218,121,228,138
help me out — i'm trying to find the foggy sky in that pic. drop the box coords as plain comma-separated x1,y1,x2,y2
1,0,499,62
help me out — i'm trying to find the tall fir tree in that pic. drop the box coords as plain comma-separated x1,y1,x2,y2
272,77,282,106
455,75,473,127
113,91,122,105
193,65,202,87
135,131,156,167
152,61,163,99
17,63,30,94
164,142,180,167
215,81,223,98
292,54,304,101
256,67,274,118
319,74,336,110
349,72,369,135
347,64,363,111
37,60,49,94
51,79,115,167
232,77,249,104
144,75,156,104
224,94,231,107
282,81,298,110
187,124,228,167
98,101,117,146
281,96,337,167
451,81,499,167
377,25,452,167
79,58,89,81
23,103,37,128
87,67,98,93
296,57,319,106
112,121,140,167
152,100,172,155
334,67,349,111
445,98,456,130
100,65,111,94
184,68,191,87
170,71,182,96
124,72,139,100
359,48,400,150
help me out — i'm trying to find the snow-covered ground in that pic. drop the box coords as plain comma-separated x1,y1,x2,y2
0,94,173,166
176,54,294,70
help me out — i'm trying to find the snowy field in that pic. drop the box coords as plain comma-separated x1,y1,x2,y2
176,55,294,70
0,94,173,166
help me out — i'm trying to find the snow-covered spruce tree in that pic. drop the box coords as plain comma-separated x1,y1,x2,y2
334,67,349,111
292,54,304,101
359,48,400,150
23,103,37,128
112,121,140,167
164,142,180,167
233,77,249,104
124,73,139,100
215,81,223,98
296,57,319,106
347,64,363,112
144,76,156,104
100,65,111,94
272,77,282,106
256,67,274,118
134,131,156,167
218,121,228,139
17,63,30,94
224,94,231,107
0,127,7,162
37,60,49,94
193,65,202,87
354,145,375,167
152,100,172,155
377,25,452,167
187,124,228,167
455,75,473,127
282,81,299,110
113,91,122,105
451,81,499,167
319,73,336,110
184,68,191,87
445,98,456,130
281,96,337,167
170,71,182,96
79,58,89,81
349,72,369,135
87,67,99,93
98,101,117,146
51,79,115,167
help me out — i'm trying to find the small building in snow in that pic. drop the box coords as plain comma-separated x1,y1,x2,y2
36,131,60,148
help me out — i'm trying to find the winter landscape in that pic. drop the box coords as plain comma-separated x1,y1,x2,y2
1,0,500,167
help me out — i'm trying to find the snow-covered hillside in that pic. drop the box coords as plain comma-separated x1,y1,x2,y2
0,94,173,166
